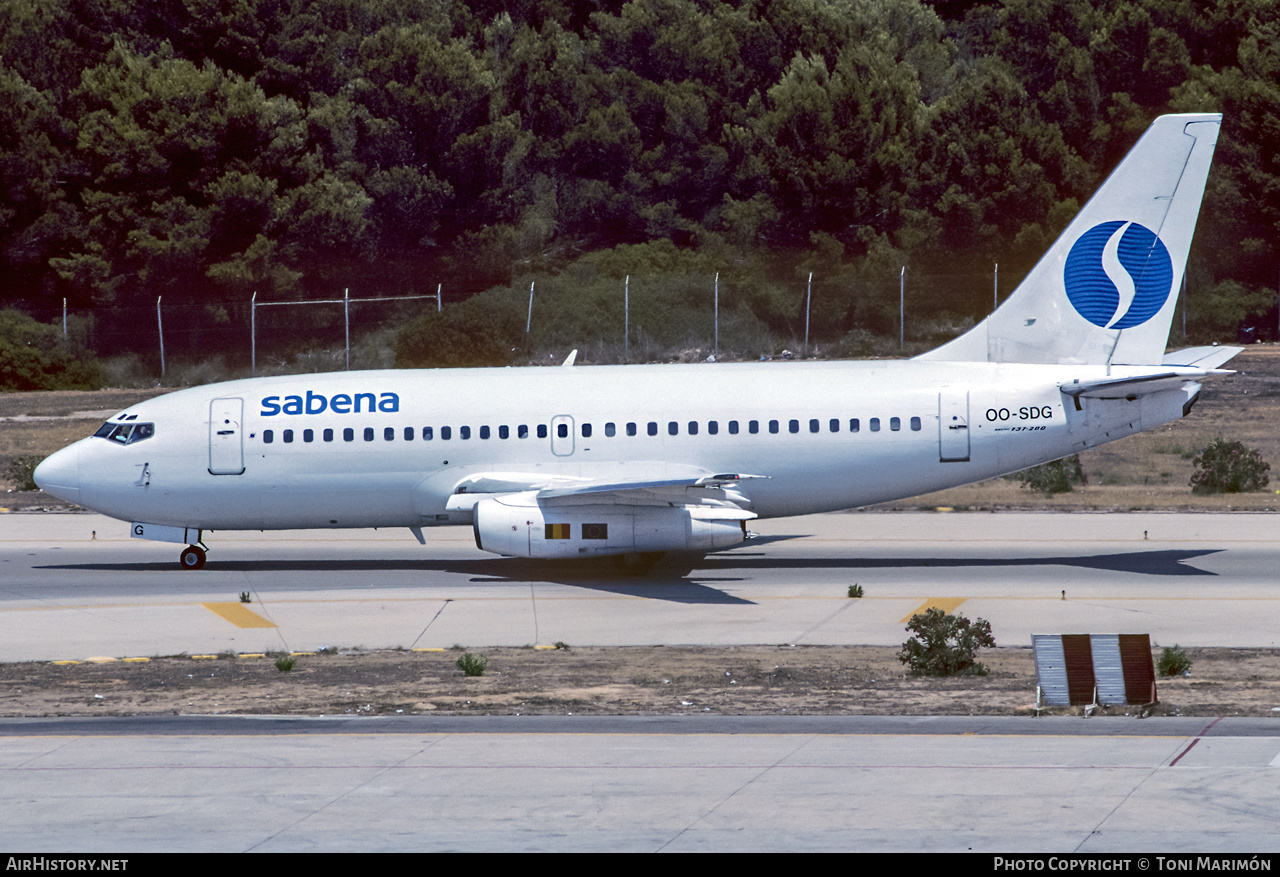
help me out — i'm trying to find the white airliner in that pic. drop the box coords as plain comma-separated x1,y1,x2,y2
36,113,1238,570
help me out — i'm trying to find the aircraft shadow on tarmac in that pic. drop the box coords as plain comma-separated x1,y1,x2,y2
36,556,754,605
703,547,1224,577
37,547,1220,607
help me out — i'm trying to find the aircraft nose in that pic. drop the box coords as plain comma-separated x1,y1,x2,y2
33,443,81,504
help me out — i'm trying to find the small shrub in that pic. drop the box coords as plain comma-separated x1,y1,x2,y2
553,641,570,650
1190,438,1270,494
1157,645,1192,677
274,654,297,672
898,607,996,676
1014,455,1086,496
6,455,43,491
238,591,251,604
457,652,488,677
847,583,864,598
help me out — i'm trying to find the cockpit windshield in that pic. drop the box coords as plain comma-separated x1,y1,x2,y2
93,421,155,445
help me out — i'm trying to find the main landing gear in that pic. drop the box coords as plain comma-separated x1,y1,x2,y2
179,544,207,570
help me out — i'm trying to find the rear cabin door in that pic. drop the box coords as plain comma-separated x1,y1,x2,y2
209,397,245,475
938,388,970,462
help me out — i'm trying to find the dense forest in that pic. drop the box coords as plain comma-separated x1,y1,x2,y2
0,0,1277,374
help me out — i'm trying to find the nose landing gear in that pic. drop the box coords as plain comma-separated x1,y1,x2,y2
179,544,207,570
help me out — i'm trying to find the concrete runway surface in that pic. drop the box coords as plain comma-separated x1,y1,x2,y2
3,510,1279,852
3,715,1279,852
1,511,1277,661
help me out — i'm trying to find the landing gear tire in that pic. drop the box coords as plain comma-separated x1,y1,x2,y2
179,545,207,570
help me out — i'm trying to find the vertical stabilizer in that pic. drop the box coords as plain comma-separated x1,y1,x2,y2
918,114,1221,366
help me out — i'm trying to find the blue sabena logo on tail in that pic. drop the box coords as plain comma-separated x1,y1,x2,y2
1063,221,1174,329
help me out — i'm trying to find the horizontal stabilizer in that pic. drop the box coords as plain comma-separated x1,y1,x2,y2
1162,346,1243,369
1059,370,1223,399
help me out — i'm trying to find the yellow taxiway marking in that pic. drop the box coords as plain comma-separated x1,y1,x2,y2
201,602,277,629
900,597,968,623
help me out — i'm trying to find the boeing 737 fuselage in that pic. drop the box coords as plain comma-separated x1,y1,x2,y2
34,114,1238,569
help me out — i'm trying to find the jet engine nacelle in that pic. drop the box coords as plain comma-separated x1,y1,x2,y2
472,497,752,559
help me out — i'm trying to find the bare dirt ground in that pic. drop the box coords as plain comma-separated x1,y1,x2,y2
3,352,1279,718
1,645,1276,719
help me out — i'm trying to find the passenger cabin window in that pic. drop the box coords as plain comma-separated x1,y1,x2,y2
850,419,860,432
648,422,658,436
829,419,840,433
404,427,413,441
809,419,819,433
626,422,637,436
668,421,678,436
729,421,739,435
518,425,528,439
384,427,395,441
364,427,375,441
423,427,433,440
581,423,592,438
263,429,274,444
499,425,509,439
870,418,880,432
749,420,759,434
890,417,901,431
537,425,548,439
707,421,718,435
480,425,490,439
324,428,334,442
769,420,779,434
605,423,616,437
283,429,294,443
344,428,355,442
460,426,471,440
911,416,922,431
441,426,452,440
688,421,698,435
304,429,314,443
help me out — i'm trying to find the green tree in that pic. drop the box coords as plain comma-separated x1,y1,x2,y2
0,308,100,391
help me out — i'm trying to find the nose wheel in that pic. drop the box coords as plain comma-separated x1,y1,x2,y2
179,544,207,570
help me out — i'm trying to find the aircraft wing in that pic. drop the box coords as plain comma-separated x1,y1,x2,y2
443,471,765,513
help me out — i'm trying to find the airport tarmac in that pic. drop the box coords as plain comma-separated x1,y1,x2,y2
0,510,1277,661
3,714,1279,852
4,510,1280,852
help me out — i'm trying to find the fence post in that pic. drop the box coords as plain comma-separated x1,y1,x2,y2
624,275,629,363
804,272,812,355
526,281,534,334
344,288,350,370
714,272,719,358
157,295,165,379
900,266,905,350
251,291,257,377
